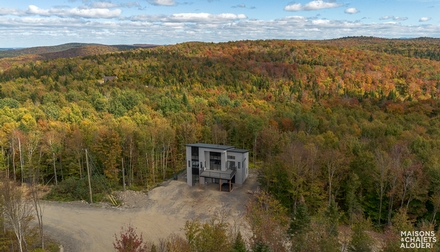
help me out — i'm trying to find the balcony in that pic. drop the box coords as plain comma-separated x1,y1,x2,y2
199,169,236,180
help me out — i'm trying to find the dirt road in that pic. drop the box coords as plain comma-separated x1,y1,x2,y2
42,172,258,251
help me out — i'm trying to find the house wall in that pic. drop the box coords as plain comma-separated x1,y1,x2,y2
228,151,249,185
244,152,249,179
186,146,192,186
221,152,226,171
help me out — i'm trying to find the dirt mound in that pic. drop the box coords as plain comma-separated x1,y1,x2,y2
114,190,149,208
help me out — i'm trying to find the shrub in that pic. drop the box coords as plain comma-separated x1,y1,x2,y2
44,175,111,202
113,225,149,252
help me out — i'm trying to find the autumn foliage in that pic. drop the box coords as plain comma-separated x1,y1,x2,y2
1,38,440,247
113,225,149,252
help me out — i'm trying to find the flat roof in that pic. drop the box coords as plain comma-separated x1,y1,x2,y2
185,143,235,150
230,148,249,153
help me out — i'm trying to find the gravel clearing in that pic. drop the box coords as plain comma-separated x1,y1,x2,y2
42,170,258,251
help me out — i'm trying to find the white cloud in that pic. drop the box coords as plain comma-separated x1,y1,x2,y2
284,3,303,12
27,5,50,16
130,14,166,21
26,5,122,19
312,19,330,25
147,0,176,6
284,0,341,11
380,16,408,21
167,13,247,22
344,8,359,14
0,7,24,16
1,7,440,48
120,2,142,8
128,12,247,23
68,7,122,18
419,17,431,22
91,2,119,9
394,16,408,21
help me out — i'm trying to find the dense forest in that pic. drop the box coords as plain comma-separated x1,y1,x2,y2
1,37,440,250
0,43,158,72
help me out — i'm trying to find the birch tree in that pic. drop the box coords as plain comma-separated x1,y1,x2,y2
1,179,33,252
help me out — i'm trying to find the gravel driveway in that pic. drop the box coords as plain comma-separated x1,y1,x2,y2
42,170,258,251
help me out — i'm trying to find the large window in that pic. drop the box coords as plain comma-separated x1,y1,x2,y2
191,147,199,160
210,152,221,160
210,152,221,170
192,161,199,169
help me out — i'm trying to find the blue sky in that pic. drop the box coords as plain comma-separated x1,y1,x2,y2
0,0,439,47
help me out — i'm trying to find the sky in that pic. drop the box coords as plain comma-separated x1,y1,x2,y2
0,0,439,47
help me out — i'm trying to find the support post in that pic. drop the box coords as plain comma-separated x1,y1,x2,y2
85,149,93,204
122,157,126,191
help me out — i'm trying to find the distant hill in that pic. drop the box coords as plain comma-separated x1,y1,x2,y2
0,43,159,58
0,43,159,70
0,48,22,51
318,36,440,61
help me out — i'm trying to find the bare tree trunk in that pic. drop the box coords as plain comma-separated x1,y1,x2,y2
151,148,155,185
145,152,149,187
122,157,126,191
78,158,82,179
129,148,133,186
53,153,58,186
60,153,64,181
162,145,166,180
1,147,8,179
253,136,257,165
38,149,43,184
1,180,33,252
30,182,44,249
7,148,10,179
12,142,16,181
26,134,40,184
387,175,398,225
431,192,440,224
18,137,24,185
327,162,336,207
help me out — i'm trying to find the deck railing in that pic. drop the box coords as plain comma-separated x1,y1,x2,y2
200,169,236,180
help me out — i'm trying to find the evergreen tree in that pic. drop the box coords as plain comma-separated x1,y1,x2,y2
326,198,341,237
252,242,270,252
290,199,311,251
150,243,157,252
348,214,373,252
231,231,247,252
289,199,311,235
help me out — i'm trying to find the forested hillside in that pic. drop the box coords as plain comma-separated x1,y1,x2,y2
0,43,158,72
1,37,440,250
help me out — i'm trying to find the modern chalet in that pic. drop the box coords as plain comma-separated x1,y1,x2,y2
185,143,249,191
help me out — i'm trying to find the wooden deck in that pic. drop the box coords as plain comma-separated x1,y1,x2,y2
199,169,236,192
